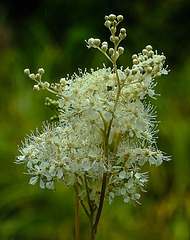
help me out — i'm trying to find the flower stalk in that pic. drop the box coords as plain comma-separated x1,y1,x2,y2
75,184,80,240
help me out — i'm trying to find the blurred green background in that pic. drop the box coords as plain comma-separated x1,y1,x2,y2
0,0,190,239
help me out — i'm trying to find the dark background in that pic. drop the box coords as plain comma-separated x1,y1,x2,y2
0,0,190,239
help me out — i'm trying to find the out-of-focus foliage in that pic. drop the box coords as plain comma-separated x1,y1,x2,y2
0,0,190,239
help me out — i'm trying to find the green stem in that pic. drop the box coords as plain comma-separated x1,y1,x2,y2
90,216,96,240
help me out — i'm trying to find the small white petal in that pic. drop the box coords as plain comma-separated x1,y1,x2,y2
135,172,141,179
83,162,91,171
119,170,126,179
134,193,141,200
124,196,130,203
57,169,63,179
29,176,38,185
120,188,126,195
46,181,55,189
40,179,45,189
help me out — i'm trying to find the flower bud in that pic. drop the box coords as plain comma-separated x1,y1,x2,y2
104,20,111,28
38,68,45,75
120,28,126,34
122,33,127,39
43,81,50,88
102,41,108,46
118,33,124,40
154,73,161,78
105,15,109,21
94,38,101,47
142,85,148,91
24,68,30,75
35,73,41,80
88,38,95,46
132,54,138,59
113,20,117,27
29,73,36,79
60,78,67,86
147,67,152,72
127,76,133,83
110,35,115,42
118,46,124,55
148,50,154,57
109,48,114,55
125,68,130,76
145,45,153,51
108,14,116,21
132,69,138,75
113,36,119,45
117,15,124,22
33,84,40,91
154,66,161,72
133,59,139,65
142,61,148,67
142,49,148,55
136,83,142,88
101,44,108,52
111,51,119,60
110,27,116,35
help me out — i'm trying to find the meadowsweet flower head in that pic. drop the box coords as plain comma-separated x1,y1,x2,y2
17,14,170,214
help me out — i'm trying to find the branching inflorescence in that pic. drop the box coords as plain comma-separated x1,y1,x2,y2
16,14,170,240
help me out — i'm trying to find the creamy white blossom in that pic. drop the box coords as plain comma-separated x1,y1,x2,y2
16,14,170,211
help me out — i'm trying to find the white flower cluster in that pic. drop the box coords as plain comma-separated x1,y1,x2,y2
16,14,169,206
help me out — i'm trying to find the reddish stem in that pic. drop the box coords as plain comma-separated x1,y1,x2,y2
75,185,80,240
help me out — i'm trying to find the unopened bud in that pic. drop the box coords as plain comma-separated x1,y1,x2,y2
117,15,124,22
43,81,50,88
148,50,154,57
105,15,109,21
102,41,108,46
108,14,116,21
132,68,138,75
101,44,108,52
110,27,116,35
33,85,40,91
142,49,148,55
133,59,139,65
114,36,119,45
109,48,114,55
132,54,138,59
119,33,127,40
147,67,153,72
118,46,124,55
120,28,126,34
24,68,30,75
38,68,45,75
125,68,130,75
112,51,119,60
104,20,111,28
94,38,101,47
142,61,148,67
145,45,153,51
88,38,95,46
29,73,35,79
60,78,67,86
35,73,41,80
110,35,115,42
